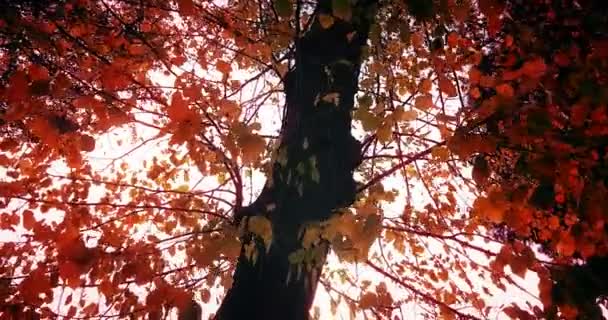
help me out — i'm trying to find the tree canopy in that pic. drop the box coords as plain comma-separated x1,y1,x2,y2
1,0,607,319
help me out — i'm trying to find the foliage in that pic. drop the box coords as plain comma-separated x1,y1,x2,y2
461,0,608,318
0,0,606,319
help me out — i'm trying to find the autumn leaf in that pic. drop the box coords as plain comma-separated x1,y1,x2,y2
521,58,547,78
431,146,450,161
1,1,604,319
495,83,514,98
6,71,29,103
247,216,273,249
414,95,433,110
439,77,457,97
471,156,490,186
376,124,392,143
318,14,335,29
80,134,96,152
177,0,197,16
216,60,232,76
238,132,265,164
394,108,417,121
21,210,36,230
168,92,190,122
58,261,82,288
358,292,378,309
473,195,508,223
442,33,456,48
420,78,433,93
556,231,576,257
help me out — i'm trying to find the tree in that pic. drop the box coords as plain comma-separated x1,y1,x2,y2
462,0,608,318
1,0,605,319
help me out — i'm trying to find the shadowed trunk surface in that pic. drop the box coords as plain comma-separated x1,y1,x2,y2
214,1,377,319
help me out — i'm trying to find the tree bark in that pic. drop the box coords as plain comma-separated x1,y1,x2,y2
214,1,377,319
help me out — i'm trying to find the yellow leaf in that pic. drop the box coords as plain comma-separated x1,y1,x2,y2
376,124,392,142
318,14,335,29
431,146,450,161
355,108,381,131
248,216,273,248
301,225,321,249
396,109,417,121
175,184,190,192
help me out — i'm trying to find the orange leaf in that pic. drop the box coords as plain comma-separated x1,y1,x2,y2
216,60,232,75
468,68,481,84
19,269,52,304
521,58,547,78
495,83,514,98
239,133,266,164
439,77,457,97
359,292,378,309
556,232,576,256
420,79,432,93
128,44,146,55
470,87,481,99
170,288,193,310
414,95,433,110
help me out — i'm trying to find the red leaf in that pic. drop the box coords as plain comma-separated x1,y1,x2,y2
58,261,82,288
6,71,29,103
177,0,197,16
80,135,96,152
521,58,547,78
29,64,50,81
168,92,190,122
22,210,36,230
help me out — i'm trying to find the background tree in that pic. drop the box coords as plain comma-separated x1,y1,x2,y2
459,0,608,319
1,0,605,319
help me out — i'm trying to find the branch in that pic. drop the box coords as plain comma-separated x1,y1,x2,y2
366,260,482,320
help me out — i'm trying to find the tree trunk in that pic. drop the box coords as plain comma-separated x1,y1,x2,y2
214,1,377,319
